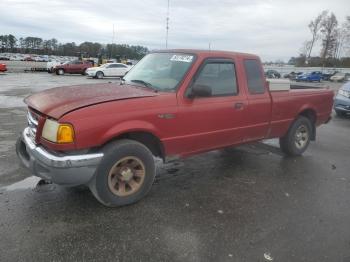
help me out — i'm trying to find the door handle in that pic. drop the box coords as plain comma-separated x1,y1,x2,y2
234,102,244,110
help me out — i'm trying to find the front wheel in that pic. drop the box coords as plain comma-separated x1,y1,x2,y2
96,71,104,79
279,116,312,156
56,68,64,75
89,139,156,207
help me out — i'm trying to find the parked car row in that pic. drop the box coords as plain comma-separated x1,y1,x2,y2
264,69,350,83
49,60,131,79
0,52,77,63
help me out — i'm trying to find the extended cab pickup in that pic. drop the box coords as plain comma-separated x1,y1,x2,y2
16,50,333,206
54,60,93,75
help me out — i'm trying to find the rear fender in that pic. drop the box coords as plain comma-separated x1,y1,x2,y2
297,106,317,140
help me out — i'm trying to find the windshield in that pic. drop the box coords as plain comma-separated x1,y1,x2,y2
123,52,195,91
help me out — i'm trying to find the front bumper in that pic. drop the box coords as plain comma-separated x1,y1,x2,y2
16,127,104,186
86,71,96,76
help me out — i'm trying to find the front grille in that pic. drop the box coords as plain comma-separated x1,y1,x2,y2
27,110,39,142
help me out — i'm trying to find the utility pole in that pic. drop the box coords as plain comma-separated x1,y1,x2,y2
112,24,116,44
165,0,170,49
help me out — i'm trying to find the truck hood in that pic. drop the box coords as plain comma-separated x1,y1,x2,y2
25,83,157,119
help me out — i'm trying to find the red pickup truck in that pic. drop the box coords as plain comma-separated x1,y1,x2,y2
16,50,333,207
54,60,93,75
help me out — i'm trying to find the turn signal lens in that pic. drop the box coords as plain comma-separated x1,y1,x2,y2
57,124,74,143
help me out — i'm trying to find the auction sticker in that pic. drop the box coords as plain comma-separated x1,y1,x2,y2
170,55,193,63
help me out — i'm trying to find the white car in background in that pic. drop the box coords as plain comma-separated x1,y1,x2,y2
86,63,130,79
47,60,63,73
330,72,350,82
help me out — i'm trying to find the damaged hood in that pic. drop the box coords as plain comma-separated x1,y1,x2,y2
25,83,157,119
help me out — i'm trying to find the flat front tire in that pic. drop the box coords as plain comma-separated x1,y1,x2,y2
89,139,156,207
279,116,313,156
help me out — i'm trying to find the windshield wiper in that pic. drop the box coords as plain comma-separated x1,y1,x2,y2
130,79,158,92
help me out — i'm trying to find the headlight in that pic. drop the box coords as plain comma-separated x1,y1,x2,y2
338,89,350,98
42,119,75,143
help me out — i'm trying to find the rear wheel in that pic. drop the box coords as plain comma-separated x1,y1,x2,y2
89,139,156,207
279,116,312,156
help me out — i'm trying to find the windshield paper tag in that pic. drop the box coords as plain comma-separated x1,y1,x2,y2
170,55,193,63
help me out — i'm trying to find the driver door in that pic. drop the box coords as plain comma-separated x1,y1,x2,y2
172,59,247,155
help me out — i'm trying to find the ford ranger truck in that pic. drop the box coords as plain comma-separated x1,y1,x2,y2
16,50,334,207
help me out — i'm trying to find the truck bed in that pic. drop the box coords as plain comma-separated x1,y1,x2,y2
268,88,334,138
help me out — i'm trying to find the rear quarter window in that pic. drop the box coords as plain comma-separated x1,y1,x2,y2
244,59,265,94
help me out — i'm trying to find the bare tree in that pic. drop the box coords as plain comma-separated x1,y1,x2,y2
300,40,312,56
307,10,328,58
320,12,338,62
339,16,350,56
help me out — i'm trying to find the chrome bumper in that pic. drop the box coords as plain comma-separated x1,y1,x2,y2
16,127,104,186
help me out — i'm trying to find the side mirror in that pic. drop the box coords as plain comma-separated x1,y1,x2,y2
188,84,212,98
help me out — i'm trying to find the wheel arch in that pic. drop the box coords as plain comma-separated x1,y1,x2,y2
298,108,317,140
56,67,64,72
101,123,165,160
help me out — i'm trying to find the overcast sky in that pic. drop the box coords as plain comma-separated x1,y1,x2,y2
1,0,349,61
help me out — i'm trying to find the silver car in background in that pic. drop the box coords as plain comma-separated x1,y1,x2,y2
334,82,350,117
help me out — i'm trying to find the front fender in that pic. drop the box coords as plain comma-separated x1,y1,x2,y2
101,120,161,145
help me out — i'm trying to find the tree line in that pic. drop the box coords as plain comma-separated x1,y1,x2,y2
293,11,350,67
0,35,149,60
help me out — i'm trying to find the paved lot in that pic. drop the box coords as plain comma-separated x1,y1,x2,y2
0,73,349,262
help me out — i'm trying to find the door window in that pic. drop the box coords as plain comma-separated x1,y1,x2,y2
108,64,127,68
194,62,238,96
244,59,265,94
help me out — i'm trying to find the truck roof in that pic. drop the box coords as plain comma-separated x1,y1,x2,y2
153,49,260,60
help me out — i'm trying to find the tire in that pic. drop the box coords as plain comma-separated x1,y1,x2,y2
56,68,64,75
279,116,313,156
96,71,104,79
81,69,87,75
335,110,346,117
89,139,156,207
